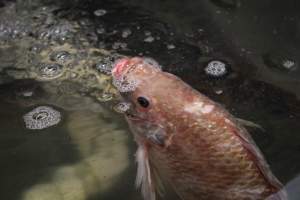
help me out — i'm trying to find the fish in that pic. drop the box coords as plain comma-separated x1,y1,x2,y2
111,57,287,200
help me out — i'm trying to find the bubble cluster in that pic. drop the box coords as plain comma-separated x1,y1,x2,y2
38,21,73,41
204,60,228,77
95,57,115,75
113,102,131,113
23,106,61,130
37,63,64,80
113,76,139,93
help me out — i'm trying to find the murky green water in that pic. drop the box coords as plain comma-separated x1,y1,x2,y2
0,0,300,199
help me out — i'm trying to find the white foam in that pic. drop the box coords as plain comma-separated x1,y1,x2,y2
23,106,61,130
204,60,227,77
112,76,139,93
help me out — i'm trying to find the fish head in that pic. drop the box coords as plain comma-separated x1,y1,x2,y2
112,57,193,145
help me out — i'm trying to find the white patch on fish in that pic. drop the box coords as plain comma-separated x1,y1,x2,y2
201,105,214,114
184,102,214,114
136,145,156,200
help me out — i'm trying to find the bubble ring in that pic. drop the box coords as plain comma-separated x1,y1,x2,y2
23,106,61,130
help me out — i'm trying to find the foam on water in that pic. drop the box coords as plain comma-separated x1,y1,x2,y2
113,102,131,113
204,60,228,77
23,106,61,130
113,76,139,93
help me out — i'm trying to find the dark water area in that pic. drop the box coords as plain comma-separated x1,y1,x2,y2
0,0,299,199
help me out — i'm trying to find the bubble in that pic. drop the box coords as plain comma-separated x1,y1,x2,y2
263,53,298,72
50,51,72,63
121,28,132,38
112,42,127,50
21,91,34,97
204,60,228,77
144,36,155,43
113,76,139,93
37,63,64,80
96,27,105,34
96,92,114,102
95,57,116,75
94,9,107,17
23,106,61,130
282,60,296,70
167,44,176,50
113,102,131,113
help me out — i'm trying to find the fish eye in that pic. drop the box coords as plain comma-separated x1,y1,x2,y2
137,96,150,108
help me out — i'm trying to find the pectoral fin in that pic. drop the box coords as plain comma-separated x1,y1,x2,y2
236,118,265,131
135,145,165,200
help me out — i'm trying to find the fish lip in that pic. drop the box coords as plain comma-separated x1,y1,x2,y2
112,58,130,78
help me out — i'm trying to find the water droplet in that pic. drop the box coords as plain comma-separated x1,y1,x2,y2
204,60,228,77
37,63,64,80
23,106,61,130
94,9,107,17
113,102,131,113
121,28,132,38
144,36,155,43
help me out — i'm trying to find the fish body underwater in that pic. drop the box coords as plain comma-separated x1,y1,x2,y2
111,57,287,200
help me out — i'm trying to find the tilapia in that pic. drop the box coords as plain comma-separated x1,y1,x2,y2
111,57,287,200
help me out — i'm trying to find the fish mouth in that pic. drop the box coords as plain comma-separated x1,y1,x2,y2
125,112,145,122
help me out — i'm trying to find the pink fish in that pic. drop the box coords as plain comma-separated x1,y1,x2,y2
111,57,287,200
